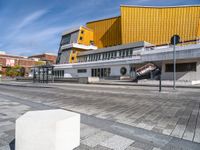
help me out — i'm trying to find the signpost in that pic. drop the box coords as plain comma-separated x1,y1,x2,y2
170,35,180,90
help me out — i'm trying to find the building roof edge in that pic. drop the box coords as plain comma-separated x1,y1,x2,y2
86,16,121,24
120,4,200,8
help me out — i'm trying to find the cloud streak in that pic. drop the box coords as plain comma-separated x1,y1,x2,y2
16,9,48,30
0,0,199,56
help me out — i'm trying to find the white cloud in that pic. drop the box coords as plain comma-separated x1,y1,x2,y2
16,9,48,30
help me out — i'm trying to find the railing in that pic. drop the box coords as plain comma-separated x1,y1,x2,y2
145,39,200,51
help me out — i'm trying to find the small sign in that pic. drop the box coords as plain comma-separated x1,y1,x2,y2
170,35,180,45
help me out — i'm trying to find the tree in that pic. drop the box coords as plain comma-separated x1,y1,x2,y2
6,65,25,77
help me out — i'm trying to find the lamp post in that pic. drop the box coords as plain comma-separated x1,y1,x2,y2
170,35,180,90
173,36,176,90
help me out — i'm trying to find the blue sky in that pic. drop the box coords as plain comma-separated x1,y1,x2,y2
0,0,199,56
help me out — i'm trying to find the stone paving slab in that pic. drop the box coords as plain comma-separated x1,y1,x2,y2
0,91,162,150
0,83,200,149
100,135,134,150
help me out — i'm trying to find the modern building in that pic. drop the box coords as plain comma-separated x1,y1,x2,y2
54,5,200,83
56,26,97,64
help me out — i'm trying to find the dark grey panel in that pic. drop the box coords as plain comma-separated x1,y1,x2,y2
70,31,79,43
59,49,72,64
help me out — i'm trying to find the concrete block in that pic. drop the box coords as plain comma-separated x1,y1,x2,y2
88,77,99,83
15,109,80,150
78,77,99,84
192,80,200,85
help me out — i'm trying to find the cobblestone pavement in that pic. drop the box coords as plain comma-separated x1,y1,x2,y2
0,82,200,149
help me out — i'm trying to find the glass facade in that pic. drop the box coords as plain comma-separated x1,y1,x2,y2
61,34,71,45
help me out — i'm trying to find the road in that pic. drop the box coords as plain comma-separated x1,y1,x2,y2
0,82,200,150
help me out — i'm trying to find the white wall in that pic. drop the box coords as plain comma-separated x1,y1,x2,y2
60,64,131,78
161,59,200,81
64,69,77,78
110,65,130,77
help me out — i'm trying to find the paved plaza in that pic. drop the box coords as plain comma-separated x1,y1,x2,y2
0,82,200,149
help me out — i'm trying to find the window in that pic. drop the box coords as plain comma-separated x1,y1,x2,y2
129,49,133,56
122,51,125,57
103,53,106,59
114,51,117,58
77,69,87,73
165,62,196,72
81,30,84,34
61,34,71,45
79,36,83,40
119,51,122,57
126,50,129,56
90,40,94,45
108,53,110,59
120,67,127,75
53,70,64,78
91,68,111,78
111,52,114,58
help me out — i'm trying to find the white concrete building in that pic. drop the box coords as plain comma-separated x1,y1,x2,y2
53,41,200,83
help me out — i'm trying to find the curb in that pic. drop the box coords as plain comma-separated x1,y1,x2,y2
92,82,200,89
0,83,52,88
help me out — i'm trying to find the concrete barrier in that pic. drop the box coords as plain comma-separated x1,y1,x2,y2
15,109,80,150
78,77,99,84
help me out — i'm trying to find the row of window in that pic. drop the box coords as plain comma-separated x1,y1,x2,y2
91,68,111,78
165,62,196,72
79,48,136,62
53,70,64,78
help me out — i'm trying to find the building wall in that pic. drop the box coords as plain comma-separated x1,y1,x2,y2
70,31,79,44
197,19,200,38
0,55,43,76
57,64,130,79
161,59,200,81
29,54,57,64
86,16,122,48
77,27,94,46
120,6,200,45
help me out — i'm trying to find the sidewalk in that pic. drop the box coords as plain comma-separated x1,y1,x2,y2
0,79,200,89
94,79,200,89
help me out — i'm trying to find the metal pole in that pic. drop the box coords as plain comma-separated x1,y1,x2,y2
38,68,40,83
159,74,162,92
173,36,176,90
47,68,49,84
33,68,35,83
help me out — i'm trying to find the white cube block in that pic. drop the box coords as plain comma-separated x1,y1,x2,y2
15,109,80,150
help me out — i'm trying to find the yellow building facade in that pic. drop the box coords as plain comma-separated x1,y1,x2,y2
86,5,200,47
121,5,200,45
87,16,122,48
77,26,94,46
57,5,200,64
